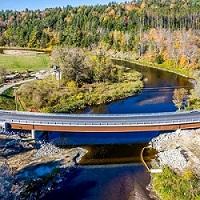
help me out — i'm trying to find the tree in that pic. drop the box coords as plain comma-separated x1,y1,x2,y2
172,88,188,110
51,48,92,85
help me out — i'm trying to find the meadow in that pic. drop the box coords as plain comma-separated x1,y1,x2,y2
0,54,50,72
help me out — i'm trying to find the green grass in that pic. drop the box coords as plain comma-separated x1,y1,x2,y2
0,54,50,72
0,96,15,110
151,167,200,200
0,87,15,110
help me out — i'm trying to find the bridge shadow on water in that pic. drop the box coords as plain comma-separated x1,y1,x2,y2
38,130,159,200
38,130,160,165
46,131,160,145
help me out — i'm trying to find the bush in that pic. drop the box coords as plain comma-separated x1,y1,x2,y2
155,54,164,64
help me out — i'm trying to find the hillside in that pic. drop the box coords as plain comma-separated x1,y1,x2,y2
0,0,200,50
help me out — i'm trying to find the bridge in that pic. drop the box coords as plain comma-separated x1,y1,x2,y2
0,110,200,138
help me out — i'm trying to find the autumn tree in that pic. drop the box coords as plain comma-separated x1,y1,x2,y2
51,47,122,85
1,1,200,49
172,88,188,110
51,48,92,85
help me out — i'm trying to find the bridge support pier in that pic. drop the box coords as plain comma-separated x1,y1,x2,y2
31,130,49,141
31,130,36,140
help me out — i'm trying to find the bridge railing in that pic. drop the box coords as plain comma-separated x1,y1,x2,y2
1,109,200,118
9,118,200,127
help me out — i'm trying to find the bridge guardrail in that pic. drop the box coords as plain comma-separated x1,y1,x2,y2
9,119,200,127
1,109,200,118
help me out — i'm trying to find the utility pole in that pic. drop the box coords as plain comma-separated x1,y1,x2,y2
13,86,18,111
53,65,61,89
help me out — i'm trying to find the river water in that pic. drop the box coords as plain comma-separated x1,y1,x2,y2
43,61,193,200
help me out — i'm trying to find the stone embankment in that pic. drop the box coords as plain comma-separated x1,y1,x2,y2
150,129,200,175
0,132,88,199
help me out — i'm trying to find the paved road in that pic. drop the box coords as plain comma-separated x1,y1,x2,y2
0,110,200,126
0,79,35,95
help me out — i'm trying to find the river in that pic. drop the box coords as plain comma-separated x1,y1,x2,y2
43,61,193,200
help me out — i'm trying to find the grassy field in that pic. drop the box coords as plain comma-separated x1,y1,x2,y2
0,54,50,72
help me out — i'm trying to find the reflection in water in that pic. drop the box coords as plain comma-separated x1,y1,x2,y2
81,144,155,165
82,60,193,114
43,164,153,200
137,95,168,106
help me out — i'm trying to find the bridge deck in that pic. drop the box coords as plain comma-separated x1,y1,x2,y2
1,110,200,132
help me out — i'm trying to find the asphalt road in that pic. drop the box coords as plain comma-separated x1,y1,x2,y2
0,110,200,126
0,79,35,95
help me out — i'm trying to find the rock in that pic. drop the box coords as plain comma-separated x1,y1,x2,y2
0,134,34,157
150,129,200,175
0,160,15,200
157,148,188,171
35,143,61,159
0,133,88,199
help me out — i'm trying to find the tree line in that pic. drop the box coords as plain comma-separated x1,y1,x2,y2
0,0,200,51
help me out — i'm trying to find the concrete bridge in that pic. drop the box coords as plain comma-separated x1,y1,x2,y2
0,110,200,138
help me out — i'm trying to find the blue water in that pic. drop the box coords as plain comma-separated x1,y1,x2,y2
43,61,192,200
83,60,192,114
43,164,151,200
48,131,159,145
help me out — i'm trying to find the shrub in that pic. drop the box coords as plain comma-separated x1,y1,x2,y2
155,54,164,64
152,167,200,200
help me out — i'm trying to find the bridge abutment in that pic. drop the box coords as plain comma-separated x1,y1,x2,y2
0,122,11,132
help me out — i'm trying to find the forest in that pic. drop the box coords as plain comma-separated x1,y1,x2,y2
1,0,200,71
0,0,200,49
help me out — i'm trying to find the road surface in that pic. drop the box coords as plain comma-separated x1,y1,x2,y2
0,110,200,127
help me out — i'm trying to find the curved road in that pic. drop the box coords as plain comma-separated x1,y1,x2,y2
0,79,35,95
0,110,200,132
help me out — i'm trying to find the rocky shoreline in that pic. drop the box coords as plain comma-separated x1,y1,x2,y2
149,129,200,175
0,133,88,200
148,129,200,200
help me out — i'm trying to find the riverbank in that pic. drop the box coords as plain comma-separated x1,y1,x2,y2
17,69,143,113
99,48,198,80
110,54,200,112
112,57,193,79
0,133,88,200
149,129,200,200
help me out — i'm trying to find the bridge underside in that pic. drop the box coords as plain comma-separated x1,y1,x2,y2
11,122,200,132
